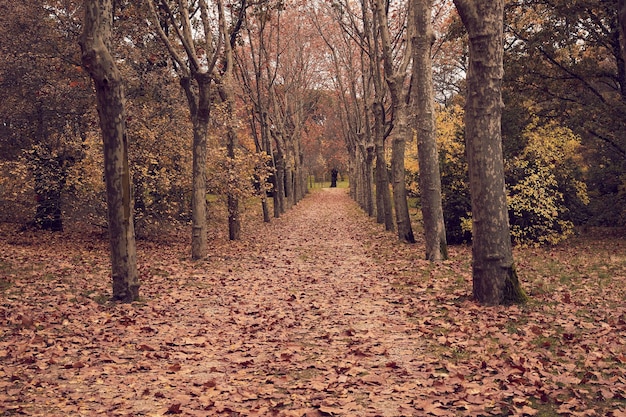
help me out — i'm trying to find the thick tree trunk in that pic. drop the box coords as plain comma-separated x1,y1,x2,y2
412,0,448,261
454,0,527,305
79,0,139,302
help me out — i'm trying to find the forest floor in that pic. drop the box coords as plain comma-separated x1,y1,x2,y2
1,188,626,417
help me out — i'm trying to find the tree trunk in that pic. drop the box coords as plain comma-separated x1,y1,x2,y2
273,147,286,216
372,100,394,231
412,0,448,261
79,0,139,302
31,148,65,232
356,142,375,216
375,144,394,230
347,142,357,199
257,110,278,223
374,0,415,243
293,138,304,203
182,75,210,260
284,148,294,211
219,81,241,240
390,103,416,243
619,0,626,96
453,0,527,305
367,2,394,230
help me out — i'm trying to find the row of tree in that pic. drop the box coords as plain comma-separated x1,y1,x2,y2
324,0,626,304
322,0,525,304
1,0,625,305
1,0,340,301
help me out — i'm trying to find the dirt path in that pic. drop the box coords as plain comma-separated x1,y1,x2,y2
0,188,432,417
157,187,433,416
2,188,626,416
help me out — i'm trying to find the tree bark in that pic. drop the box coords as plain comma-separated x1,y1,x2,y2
367,4,394,230
79,0,139,302
411,0,448,261
224,85,241,241
181,75,210,260
619,0,626,87
273,139,286,216
358,142,375,216
453,0,526,305
372,101,393,231
390,103,416,243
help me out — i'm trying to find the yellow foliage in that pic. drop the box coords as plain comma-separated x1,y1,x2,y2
508,118,588,246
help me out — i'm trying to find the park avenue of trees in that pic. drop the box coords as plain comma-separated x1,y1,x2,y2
1,0,626,306
2,2,626,415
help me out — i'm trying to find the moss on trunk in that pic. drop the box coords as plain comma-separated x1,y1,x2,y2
503,265,529,305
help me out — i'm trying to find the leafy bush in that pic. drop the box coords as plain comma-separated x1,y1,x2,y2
507,119,588,245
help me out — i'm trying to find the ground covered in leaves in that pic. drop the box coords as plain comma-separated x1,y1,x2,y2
1,188,626,416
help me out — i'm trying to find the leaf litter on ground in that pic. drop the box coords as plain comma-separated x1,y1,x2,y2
0,188,625,416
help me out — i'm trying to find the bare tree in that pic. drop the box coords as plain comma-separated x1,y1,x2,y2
146,0,246,254
215,0,245,240
373,0,415,243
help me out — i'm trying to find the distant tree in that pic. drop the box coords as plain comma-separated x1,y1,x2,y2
265,2,323,210
80,0,139,302
236,0,279,222
435,102,472,245
110,1,195,236
453,0,526,305
215,0,245,241
324,1,375,216
237,1,319,219
364,0,394,229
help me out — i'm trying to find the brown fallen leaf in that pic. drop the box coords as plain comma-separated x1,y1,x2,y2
165,402,182,414
318,405,344,415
